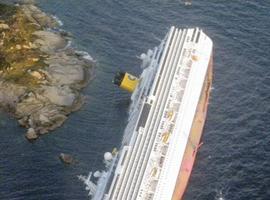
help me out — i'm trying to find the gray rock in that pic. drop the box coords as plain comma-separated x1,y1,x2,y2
59,153,74,164
15,93,68,134
32,12,55,27
0,23,9,30
21,4,58,28
15,94,45,118
46,63,84,85
45,52,83,66
33,31,67,53
44,52,92,88
0,81,27,111
25,128,38,141
41,85,76,107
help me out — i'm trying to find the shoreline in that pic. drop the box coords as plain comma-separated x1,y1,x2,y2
0,0,94,141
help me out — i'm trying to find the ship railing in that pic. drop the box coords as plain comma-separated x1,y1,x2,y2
137,29,199,199
112,27,177,200
127,29,183,200
127,28,186,200
108,27,176,199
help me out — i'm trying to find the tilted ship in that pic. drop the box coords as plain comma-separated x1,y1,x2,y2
79,26,213,200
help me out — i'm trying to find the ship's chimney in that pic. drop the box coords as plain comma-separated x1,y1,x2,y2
113,71,139,93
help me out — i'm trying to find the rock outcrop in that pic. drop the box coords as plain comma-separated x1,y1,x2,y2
0,23,9,30
59,153,75,164
0,1,94,140
20,1,58,28
25,127,38,141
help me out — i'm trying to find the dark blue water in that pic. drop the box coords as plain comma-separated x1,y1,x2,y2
0,0,269,199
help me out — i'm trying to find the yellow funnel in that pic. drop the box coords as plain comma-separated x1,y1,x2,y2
113,72,139,93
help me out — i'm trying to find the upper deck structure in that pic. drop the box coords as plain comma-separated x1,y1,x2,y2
80,26,213,200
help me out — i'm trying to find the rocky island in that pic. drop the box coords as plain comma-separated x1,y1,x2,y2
0,1,94,141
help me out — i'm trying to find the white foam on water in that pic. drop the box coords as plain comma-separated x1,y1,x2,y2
65,40,72,49
216,191,225,200
78,153,118,200
52,15,64,26
138,49,154,69
183,0,192,6
75,50,95,62
215,186,229,200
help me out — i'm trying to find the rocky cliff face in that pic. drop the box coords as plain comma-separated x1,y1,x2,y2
0,1,94,141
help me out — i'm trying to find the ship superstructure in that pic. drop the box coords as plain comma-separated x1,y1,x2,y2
80,26,213,200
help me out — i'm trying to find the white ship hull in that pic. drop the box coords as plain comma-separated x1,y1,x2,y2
84,26,213,200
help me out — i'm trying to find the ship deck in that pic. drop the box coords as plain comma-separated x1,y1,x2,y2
103,27,213,200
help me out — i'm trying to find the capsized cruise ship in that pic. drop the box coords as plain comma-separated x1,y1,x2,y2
79,26,213,200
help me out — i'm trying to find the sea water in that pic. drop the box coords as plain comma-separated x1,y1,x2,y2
0,0,269,199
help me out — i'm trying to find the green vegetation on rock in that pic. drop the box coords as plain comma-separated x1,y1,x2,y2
0,6,47,88
0,3,17,20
